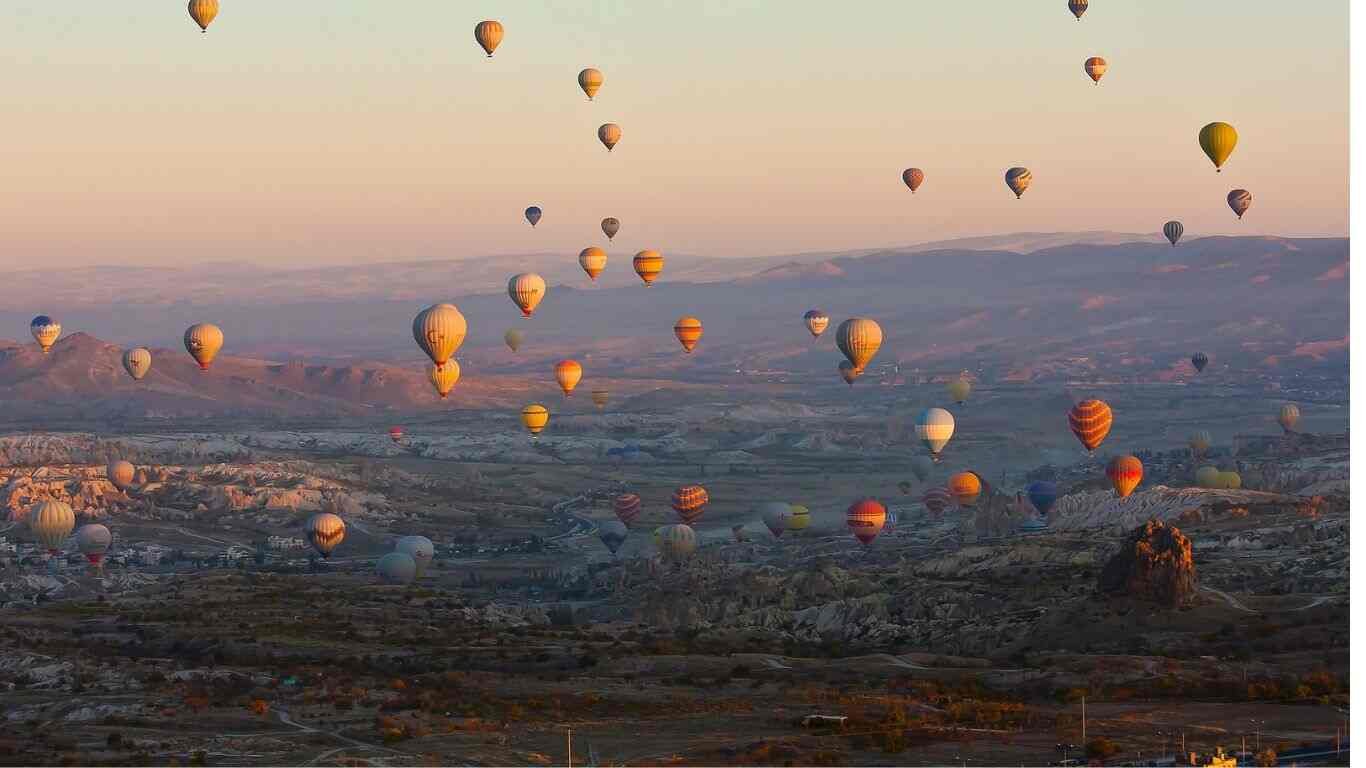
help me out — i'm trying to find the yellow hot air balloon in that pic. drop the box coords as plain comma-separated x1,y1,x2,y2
674,316,703,354
183,323,224,371
601,217,620,240
579,247,608,282
591,389,609,410
508,273,547,318
1005,167,1032,199
521,404,549,437
1199,122,1238,172
947,472,982,507
655,524,697,561
429,361,460,399
1219,471,1242,490
30,316,61,354
1084,56,1108,84
578,68,604,100
504,328,524,353
30,500,75,554
787,505,811,531
1194,465,1220,489
413,304,468,371
836,318,882,372
947,376,972,405
188,0,218,33
633,250,664,286
122,348,152,381
474,20,504,57
554,360,583,397
598,123,622,151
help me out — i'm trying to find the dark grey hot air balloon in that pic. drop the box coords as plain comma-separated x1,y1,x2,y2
1191,352,1209,373
1163,221,1184,247
1068,0,1088,20
1227,189,1252,219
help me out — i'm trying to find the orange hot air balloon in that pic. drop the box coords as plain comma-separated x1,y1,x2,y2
838,360,860,386
1068,399,1113,455
474,20,504,57
671,484,709,525
554,359,583,397
183,323,224,371
591,389,609,410
1107,455,1143,498
578,247,608,282
614,493,641,526
674,316,703,353
902,168,924,193
598,123,622,151
947,472,982,508
846,498,887,546
633,250,664,286
388,426,404,444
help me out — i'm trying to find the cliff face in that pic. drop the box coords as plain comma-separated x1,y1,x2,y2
1098,519,1197,608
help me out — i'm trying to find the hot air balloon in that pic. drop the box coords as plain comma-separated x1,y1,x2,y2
1164,221,1184,247
107,460,135,492
1026,481,1057,517
598,520,628,555
803,310,830,339
77,523,111,566
655,524,697,561
525,206,543,227
598,123,622,151
555,360,583,397
1278,403,1300,434
846,498,887,546
122,348,152,381
508,273,547,318
902,168,925,193
732,525,748,544
1107,455,1144,498
1219,471,1242,490
947,472,982,508
579,247,608,282
1199,122,1238,172
377,552,417,584
429,361,460,399
188,0,218,32
922,487,952,517
633,250,664,286
1195,465,1221,488
1068,0,1087,20
1084,56,1108,84
1005,167,1032,199
395,535,435,579
911,456,934,483
389,426,404,443
578,68,604,100
30,316,61,354
947,376,972,406
1191,352,1209,373
1227,189,1252,219
521,404,550,438
836,318,882,372
474,20,504,57
614,493,641,527
788,505,811,531
601,217,620,240
504,328,524,353
30,500,74,555
671,485,709,525
305,512,346,558
1068,399,1113,455
898,480,914,496
1189,430,1212,459
183,323,224,371
757,502,792,539
591,389,610,410
674,316,703,353
838,361,861,387
915,408,956,461
413,304,467,371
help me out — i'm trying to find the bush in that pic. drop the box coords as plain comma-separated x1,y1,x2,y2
1085,737,1120,760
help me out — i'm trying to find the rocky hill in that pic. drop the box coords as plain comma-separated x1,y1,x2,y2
1097,519,1198,607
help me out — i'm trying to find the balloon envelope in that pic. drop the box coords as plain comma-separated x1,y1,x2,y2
671,485,709,525
599,520,628,554
601,217,620,240
30,316,61,354
122,348,152,380
395,535,435,579
846,498,887,545
1107,455,1144,498
902,168,925,193
1005,167,1032,198
578,68,604,99
183,323,224,371
1164,221,1184,246
377,552,417,584
1026,481,1058,516
1199,122,1238,171
525,206,542,227
915,408,956,458
836,318,883,371
305,512,346,558
413,304,467,370
508,273,547,317
1068,399,1113,453
474,20,504,57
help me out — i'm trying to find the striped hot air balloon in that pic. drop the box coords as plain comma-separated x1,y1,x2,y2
613,493,641,527
1106,455,1144,498
1227,189,1252,219
554,360,583,397
921,487,952,517
655,524,697,561
1278,403,1300,434
846,498,887,546
521,404,550,438
508,273,547,318
902,168,925,193
836,318,882,372
1068,0,1087,20
674,316,703,353
1189,430,1212,459
1084,56,1108,84
915,407,956,461
788,505,811,531
30,316,61,354
305,512,346,558
633,250,664,286
1164,221,1184,247
803,309,830,339
671,485,709,525
1191,352,1209,373
188,0,218,32
1068,399,1113,455
474,20,504,57
578,68,604,100
591,389,610,410
1005,167,1032,199
947,472,982,508
579,247,608,281
122,348,152,381
598,123,622,151
413,304,467,371
30,501,75,555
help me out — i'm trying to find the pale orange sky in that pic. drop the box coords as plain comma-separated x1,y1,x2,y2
0,1,1347,268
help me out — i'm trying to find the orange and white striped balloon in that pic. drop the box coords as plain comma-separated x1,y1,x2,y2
1068,399,1113,454
671,485,709,525
846,498,887,545
674,316,703,353
1106,455,1143,498
633,250,664,286
836,317,882,372
508,273,547,318
578,247,608,282
554,360,583,397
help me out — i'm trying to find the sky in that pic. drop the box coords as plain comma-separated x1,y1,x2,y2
0,1,1348,268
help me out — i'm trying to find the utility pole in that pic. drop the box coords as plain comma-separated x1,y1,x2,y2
1081,696,1086,746
567,727,572,768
